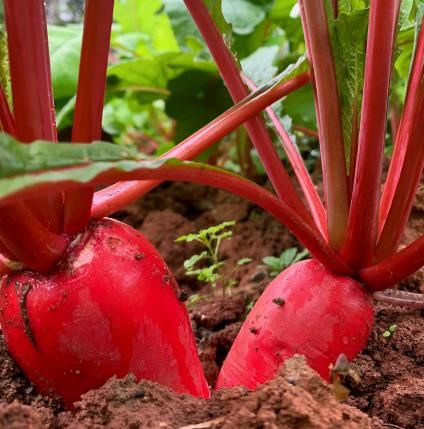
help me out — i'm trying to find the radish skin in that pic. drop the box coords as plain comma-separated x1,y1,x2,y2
0,218,209,408
216,259,374,390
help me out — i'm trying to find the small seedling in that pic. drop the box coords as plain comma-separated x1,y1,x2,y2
382,324,397,339
176,221,252,296
261,247,309,278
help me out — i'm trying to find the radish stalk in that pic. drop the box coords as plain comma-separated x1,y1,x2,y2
375,20,424,260
341,0,400,268
91,73,310,220
242,74,327,238
299,0,349,250
183,0,314,226
3,0,63,233
63,0,114,235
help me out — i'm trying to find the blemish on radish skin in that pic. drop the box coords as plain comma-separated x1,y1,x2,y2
106,236,121,251
272,297,285,306
134,253,144,261
250,327,259,334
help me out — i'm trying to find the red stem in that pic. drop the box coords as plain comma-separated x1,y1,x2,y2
341,0,400,268
3,164,352,276
3,0,63,233
360,233,424,290
299,0,349,250
0,86,15,135
243,74,327,237
63,0,114,235
0,203,69,271
375,20,424,260
183,0,313,224
91,73,310,219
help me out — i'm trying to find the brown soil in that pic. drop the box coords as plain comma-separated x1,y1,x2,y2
0,182,422,428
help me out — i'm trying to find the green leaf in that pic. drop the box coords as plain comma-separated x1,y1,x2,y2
114,0,179,54
280,247,298,267
48,25,83,100
292,248,309,263
0,30,10,100
222,0,267,35
282,84,316,129
0,134,244,206
183,251,209,269
205,0,233,44
163,0,205,50
237,257,252,265
262,256,281,269
338,0,368,13
241,45,279,86
56,95,76,130
331,8,368,166
166,69,232,140
107,53,216,94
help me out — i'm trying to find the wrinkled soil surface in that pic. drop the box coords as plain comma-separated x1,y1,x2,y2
0,182,423,428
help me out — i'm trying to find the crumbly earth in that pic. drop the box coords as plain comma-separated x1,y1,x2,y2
0,182,422,428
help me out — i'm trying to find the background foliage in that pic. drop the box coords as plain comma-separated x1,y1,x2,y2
10,1,424,174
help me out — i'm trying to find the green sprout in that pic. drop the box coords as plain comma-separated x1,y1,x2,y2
382,324,397,339
261,247,309,278
176,221,252,296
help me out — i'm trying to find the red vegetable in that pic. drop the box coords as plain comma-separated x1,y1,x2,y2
216,260,373,389
1,0,424,408
0,218,209,408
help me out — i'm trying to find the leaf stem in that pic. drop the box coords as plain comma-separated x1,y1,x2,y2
299,0,349,250
3,0,63,233
360,232,424,290
2,161,352,276
375,19,424,261
63,0,114,234
0,203,69,271
91,73,310,219
341,0,400,268
243,74,327,238
183,0,313,224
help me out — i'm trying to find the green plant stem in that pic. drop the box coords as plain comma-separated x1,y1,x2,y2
91,73,310,219
243,74,327,238
375,19,424,261
184,0,313,225
63,0,114,235
299,0,349,250
3,0,63,234
341,0,400,268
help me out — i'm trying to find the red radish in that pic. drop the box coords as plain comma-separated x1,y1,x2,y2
0,218,209,408
216,260,373,390
1,0,424,409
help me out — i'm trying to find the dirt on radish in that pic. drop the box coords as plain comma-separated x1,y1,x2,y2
0,182,422,428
